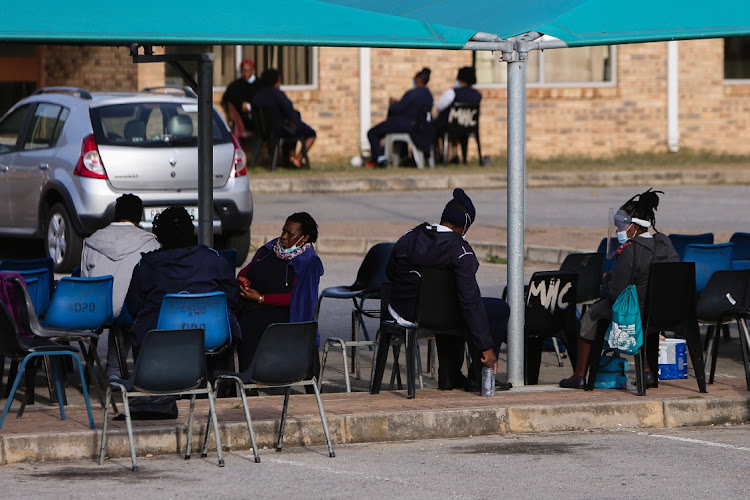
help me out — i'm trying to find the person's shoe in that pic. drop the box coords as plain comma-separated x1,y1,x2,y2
559,375,586,389
364,157,387,168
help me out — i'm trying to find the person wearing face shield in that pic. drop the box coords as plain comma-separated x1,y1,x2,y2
221,59,259,132
236,212,324,375
559,188,679,389
386,188,512,392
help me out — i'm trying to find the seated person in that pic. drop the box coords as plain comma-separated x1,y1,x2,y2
125,206,241,358
81,193,160,377
251,68,316,168
366,67,434,168
221,58,259,132
236,212,323,374
386,188,511,392
433,66,482,162
559,189,679,389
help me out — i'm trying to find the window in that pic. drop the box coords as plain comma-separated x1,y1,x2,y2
24,103,66,151
724,37,750,80
0,103,31,154
474,42,614,86
164,45,316,89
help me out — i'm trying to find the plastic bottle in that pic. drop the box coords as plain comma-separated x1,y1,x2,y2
481,366,495,397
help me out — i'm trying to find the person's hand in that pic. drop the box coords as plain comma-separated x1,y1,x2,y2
242,101,251,112
481,349,498,374
241,286,261,302
237,277,251,291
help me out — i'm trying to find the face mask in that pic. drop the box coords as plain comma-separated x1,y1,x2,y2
616,224,632,245
412,82,417,89
282,235,304,254
247,75,256,84
454,81,460,88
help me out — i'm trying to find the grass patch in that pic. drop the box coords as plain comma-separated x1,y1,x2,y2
246,149,750,178
486,254,508,264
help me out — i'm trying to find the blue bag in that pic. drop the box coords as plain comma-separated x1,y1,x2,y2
594,355,629,389
605,284,643,355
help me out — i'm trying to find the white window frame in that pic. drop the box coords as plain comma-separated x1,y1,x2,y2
214,46,319,92
474,45,618,90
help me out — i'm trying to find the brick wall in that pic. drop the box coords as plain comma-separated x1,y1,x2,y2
43,46,137,90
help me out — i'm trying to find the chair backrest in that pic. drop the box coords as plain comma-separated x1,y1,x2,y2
42,275,114,330
524,271,578,337
6,275,46,335
252,106,277,141
0,300,32,357
156,291,231,351
416,268,462,331
682,242,734,293
352,242,395,295
218,248,238,269
560,252,604,304
166,114,194,137
645,262,696,330
123,119,146,142
248,321,318,384
132,328,206,392
226,102,251,139
446,102,480,137
729,232,750,261
596,237,618,277
695,269,750,321
0,257,54,297
669,232,714,260
0,268,49,317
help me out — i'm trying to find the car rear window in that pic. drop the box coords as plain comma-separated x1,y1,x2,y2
90,102,231,147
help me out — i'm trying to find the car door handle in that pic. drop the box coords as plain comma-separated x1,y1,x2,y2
39,163,49,170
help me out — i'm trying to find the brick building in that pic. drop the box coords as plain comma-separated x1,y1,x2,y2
2,38,749,161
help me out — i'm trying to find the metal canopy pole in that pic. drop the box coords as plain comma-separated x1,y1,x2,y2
504,43,528,388
130,45,215,247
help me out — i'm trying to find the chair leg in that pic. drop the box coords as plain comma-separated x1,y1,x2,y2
49,357,66,420
207,386,224,467
43,355,59,404
475,135,483,166
634,348,646,396
737,318,750,391
236,380,260,463
18,357,39,417
113,326,130,379
551,337,564,367
319,339,330,391
370,331,392,394
276,386,292,452
429,339,437,380
710,321,722,385
0,356,35,428
99,386,112,465
585,327,607,391
186,394,198,460
723,323,732,342
405,329,416,399
683,320,707,393
415,341,424,390
270,141,280,171
310,378,335,458
4,359,18,398
119,391,138,472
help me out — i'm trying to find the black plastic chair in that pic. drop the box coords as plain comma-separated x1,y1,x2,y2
730,232,750,269
524,271,579,385
0,301,95,429
696,269,750,390
668,232,714,260
560,252,604,306
587,262,707,395
210,321,334,463
249,106,310,171
99,328,223,472
370,268,465,399
442,102,482,166
317,242,395,392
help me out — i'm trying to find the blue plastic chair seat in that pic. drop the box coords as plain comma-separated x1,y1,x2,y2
668,233,714,261
42,276,114,331
682,242,734,293
318,285,363,300
156,291,231,352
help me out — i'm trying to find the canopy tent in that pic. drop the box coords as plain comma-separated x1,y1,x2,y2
3,0,750,387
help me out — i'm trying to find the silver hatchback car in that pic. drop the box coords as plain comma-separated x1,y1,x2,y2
0,87,253,272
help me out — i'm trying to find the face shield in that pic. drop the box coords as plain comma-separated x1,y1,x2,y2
607,208,633,258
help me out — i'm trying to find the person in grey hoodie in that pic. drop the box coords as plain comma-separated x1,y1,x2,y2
559,188,680,389
81,193,160,376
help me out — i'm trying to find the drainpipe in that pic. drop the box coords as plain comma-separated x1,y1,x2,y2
359,47,371,157
667,41,680,152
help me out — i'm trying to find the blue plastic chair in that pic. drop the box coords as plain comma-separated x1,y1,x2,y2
42,276,114,331
156,291,232,352
0,257,55,299
1,268,51,317
729,232,750,262
682,243,734,293
596,237,618,278
668,233,714,260
218,248,238,269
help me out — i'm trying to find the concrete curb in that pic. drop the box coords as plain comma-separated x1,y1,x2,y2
250,168,750,195
3,394,749,464
252,234,581,265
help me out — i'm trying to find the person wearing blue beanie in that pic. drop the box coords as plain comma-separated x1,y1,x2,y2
385,188,511,392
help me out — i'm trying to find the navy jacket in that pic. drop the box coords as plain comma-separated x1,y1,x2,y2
386,223,493,352
125,245,241,347
251,86,301,135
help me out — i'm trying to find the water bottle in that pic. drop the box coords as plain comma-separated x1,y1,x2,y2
481,366,495,397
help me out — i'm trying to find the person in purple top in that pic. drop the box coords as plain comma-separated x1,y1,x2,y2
366,67,434,168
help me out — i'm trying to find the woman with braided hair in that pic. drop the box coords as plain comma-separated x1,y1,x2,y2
559,188,679,389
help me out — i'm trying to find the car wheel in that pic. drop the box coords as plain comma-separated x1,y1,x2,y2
220,230,251,265
45,203,83,273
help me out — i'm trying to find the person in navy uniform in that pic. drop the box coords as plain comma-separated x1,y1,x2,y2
433,66,482,162
251,68,316,167
366,67,434,168
385,188,511,392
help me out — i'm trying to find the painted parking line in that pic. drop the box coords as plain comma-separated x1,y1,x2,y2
649,434,750,452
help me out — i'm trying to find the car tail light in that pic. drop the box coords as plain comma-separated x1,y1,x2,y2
73,134,107,179
230,134,247,177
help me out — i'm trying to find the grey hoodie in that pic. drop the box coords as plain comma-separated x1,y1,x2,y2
81,222,160,317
